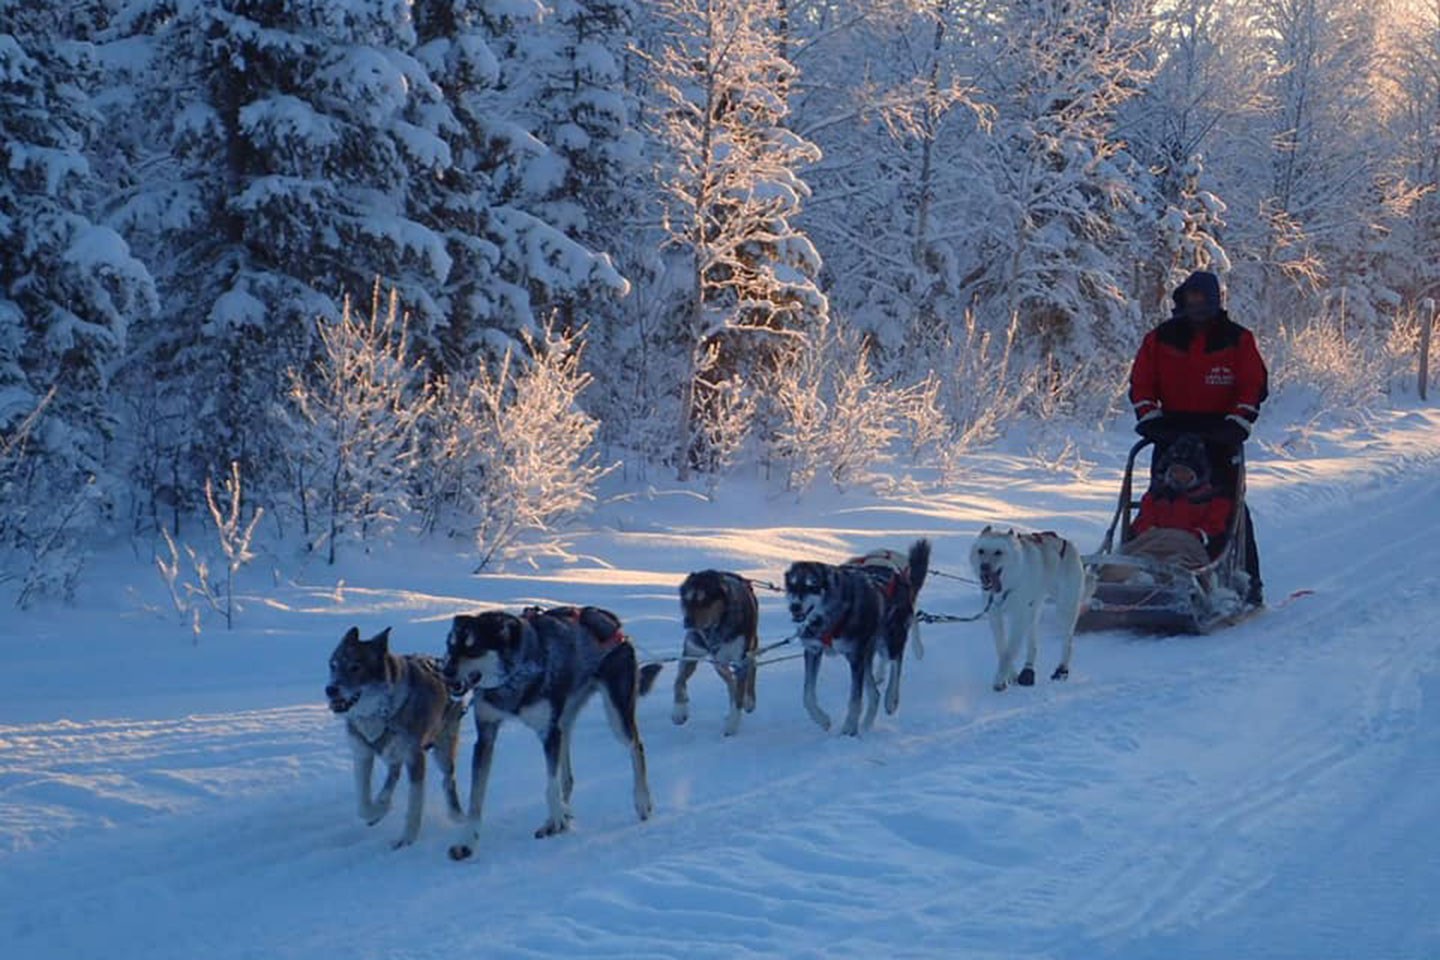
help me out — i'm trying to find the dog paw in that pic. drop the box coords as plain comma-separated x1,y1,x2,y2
839,721,861,737
448,843,474,861
391,836,415,851
807,710,832,732
1017,666,1036,687
534,817,572,839
1051,664,1070,681
671,703,689,726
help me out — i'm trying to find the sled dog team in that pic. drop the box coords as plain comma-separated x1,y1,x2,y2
325,527,1090,855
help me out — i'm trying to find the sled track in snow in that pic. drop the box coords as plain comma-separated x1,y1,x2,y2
3,471,1440,957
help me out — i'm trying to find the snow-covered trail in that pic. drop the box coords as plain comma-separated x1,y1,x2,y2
2,419,1439,959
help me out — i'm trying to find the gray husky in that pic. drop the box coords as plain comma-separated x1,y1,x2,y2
326,626,465,848
440,606,663,861
672,570,760,736
784,539,931,736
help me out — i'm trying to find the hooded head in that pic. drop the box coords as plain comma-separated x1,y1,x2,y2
1155,434,1210,494
1171,270,1223,324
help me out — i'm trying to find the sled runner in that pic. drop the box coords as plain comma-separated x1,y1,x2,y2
1077,436,1260,635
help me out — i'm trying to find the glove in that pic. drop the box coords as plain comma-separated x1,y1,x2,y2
1135,415,1171,442
1210,416,1250,449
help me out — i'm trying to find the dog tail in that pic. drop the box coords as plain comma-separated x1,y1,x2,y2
907,538,932,601
638,662,664,697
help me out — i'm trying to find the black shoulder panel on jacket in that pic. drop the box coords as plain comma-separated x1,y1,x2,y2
1203,315,1244,352
1154,317,1193,350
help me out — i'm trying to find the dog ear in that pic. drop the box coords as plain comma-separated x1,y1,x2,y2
981,524,993,535
505,616,525,650
342,626,360,644
374,626,392,651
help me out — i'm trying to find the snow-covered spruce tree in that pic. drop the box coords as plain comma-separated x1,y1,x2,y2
110,0,452,521
422,326,608,571
285,288,433,565
966,0,1154,373
642,0,827,480
519,0,642,258
0,1,157,601
409,0,628,368
513,0,656,462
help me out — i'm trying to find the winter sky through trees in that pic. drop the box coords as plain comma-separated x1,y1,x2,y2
1,0,1437,602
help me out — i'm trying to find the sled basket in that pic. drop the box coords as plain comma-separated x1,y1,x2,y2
1076,436,1258,635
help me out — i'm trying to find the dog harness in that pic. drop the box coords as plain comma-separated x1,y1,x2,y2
846,552,911,601
523,605,628,653
818,608,850,648
1020,531,1068,557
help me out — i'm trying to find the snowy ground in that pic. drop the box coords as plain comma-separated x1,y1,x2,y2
3,410,1440,959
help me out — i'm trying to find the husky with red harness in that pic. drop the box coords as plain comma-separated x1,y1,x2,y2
439,606,662,860
845,539,931,716
784,538,930,736
673,570,760,736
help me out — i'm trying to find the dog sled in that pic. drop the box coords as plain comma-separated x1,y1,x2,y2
1076,437,1260,635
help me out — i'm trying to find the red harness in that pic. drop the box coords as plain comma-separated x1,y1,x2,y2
522,606,627,652
818,608,850,648
1022,531,1068,557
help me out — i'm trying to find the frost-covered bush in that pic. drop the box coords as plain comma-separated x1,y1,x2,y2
152,461,262,641
0,389,103,607
285,288,432,564
766,315,918,493
689,372,758,499
424,326,610,570
1268,305,1423,417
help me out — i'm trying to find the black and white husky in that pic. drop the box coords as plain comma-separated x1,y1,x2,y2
846,540,931,715
673,570,760,736
784,539,930,736
440,606,663,861
326,626,465,849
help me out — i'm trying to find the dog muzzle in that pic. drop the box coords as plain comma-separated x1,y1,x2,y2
978,565,1003,594
327,689,361,714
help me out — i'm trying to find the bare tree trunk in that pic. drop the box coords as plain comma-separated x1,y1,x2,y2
1421,298,1435,402
677,288,704,482
912,5,947,281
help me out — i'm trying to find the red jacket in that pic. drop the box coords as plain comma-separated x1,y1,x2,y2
1129,317,1268,431
1132,487,1233,552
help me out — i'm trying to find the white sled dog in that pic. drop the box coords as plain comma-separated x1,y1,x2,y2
968,527,1092,691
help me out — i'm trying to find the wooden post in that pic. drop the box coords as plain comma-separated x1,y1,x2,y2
1421,298,1436,402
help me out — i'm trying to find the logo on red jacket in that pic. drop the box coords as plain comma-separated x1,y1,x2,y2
1204,364,1235,387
